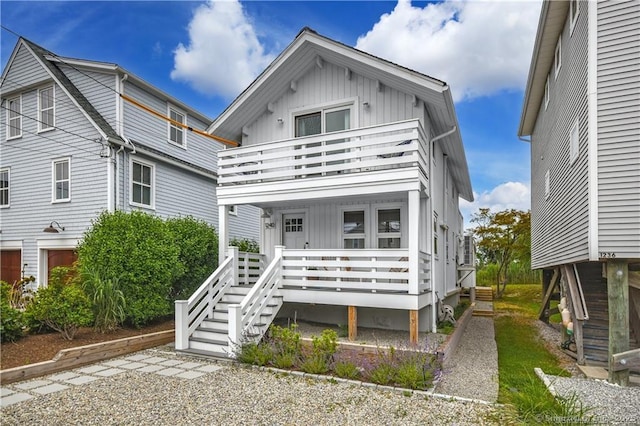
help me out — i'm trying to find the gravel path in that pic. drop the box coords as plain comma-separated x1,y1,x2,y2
434,316,499,402
1,348,505,425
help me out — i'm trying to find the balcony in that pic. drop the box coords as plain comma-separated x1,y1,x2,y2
217,119,429,204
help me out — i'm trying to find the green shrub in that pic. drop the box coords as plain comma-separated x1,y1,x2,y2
395,354,433,390
369,362,396,385
83,271,126,333
166,216,218,300
0,281,25,342
311,329,338,362
236,342,273,366
269,324,301,359
77,210,183,327
230,237,259,253
300,354,330,374
333,360,360,379
25,268,93,340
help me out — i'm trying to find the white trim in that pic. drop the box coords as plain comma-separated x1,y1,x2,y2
569,117,579,165
289,97,358,138
569,0,580,36
51,157,71,203
228,205,238,216
544,75,550,110
544,169,550,199
167,103,187,149
0,240,23,250
0,167,10,208
38,85,55,132
129,157,156,209
587,0,599,260
6,94,22,139
554,35,562,80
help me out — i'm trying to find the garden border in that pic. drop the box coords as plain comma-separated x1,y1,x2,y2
435,303,475,363
0,330,174,385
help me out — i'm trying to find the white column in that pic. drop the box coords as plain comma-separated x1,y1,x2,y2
228,246,239,287
227,304,242,358
175,300,189,350
408,189,420,295
219,205,229,265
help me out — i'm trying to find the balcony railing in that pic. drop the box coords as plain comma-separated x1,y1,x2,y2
218,119,428,186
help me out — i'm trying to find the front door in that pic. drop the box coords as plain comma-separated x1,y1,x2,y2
282,213,307,249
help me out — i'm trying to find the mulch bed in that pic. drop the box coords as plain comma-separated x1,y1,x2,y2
1,319,174,370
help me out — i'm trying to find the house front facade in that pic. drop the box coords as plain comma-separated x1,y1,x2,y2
0,38,259,288
518,0,639,384
175,28,474,357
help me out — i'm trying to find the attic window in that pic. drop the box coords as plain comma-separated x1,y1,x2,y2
544,169,550,199
570,118,579,165
554,36,562,79
7,96,21,139
570,0,579,35
168,105,186,148
544,76,550,110
38,86,55,132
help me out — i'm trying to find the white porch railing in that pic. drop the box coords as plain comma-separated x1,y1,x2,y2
228,246,284,348
281,249,431,294
218,119,429,186
175,247,238,350
238,252,266,285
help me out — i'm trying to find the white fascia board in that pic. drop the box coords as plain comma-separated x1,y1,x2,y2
282,288,432,310
587,0,599,260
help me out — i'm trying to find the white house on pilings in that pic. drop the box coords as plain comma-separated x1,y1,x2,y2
175,28,474,357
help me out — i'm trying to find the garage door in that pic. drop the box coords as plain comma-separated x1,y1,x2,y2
47,249,78,280
0,250,21,285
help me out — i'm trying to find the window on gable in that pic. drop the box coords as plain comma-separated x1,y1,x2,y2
131,160,154,208
52,158,70,202
554,36,562,79
39,86,55,131
544,169,550,199
168,106,186,147
229,205,238,216
570,0,579,35
570,118,579,165
7,96,21,139
343,210,366,249
544,76,550,110
0,168,9,207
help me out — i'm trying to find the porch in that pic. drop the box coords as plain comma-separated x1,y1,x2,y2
175,246,432,358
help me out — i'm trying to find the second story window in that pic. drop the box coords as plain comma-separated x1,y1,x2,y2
570,118,579,165
52,158,70,202
131,159,154,208
570,0,580,35
544,76,550,110
0,168,9,207
7,96,21,139
545,169,551,199
39,86,55,131
168,106,185,147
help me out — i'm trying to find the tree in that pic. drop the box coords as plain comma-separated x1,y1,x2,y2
471,208,531,298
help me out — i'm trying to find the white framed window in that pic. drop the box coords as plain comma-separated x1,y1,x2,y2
570,0,580,35
168,105,186,148
376,208,401,249
554,36,562,79
130,159,154,208
433,213,439,258
7,96,21,139
544,169,550,199
52,158,70,202
38,86,55,132
570,118,579,165
229,205,238,216
342,209,366,249
544,75,550,110
0,168,9,207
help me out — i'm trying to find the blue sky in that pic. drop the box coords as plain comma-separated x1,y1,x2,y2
1,0,541,222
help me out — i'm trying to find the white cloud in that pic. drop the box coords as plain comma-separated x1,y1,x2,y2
355,0,542,102
460,181,530,228
171,0,275,99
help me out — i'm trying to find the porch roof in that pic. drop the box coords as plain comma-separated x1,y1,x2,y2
208,28,473,202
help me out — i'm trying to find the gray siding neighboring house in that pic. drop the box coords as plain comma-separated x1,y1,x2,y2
0,37,259,287
519,0,639,382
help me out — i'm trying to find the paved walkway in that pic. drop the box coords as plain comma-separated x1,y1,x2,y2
1,350,224,408
434,302,499,402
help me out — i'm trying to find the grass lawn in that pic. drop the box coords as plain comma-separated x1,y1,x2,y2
493,284,592,424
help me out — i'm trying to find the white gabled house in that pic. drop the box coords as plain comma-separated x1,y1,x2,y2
518,1,639,384
0,38,259,288
175,28,474,357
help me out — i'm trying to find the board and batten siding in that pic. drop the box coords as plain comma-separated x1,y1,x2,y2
530,2,590,269
242,61,429,145
0,75,109,281
1,44,50,93
121,82,221,172
596,0,640,259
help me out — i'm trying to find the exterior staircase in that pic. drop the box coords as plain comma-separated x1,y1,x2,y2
175,248,284,358
473,286,494,317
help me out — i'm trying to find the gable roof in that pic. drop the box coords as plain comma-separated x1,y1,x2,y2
209,27,473,201
518,1,570,136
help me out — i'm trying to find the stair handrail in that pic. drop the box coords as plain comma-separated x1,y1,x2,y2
175,247,237,350
228,246,284,351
